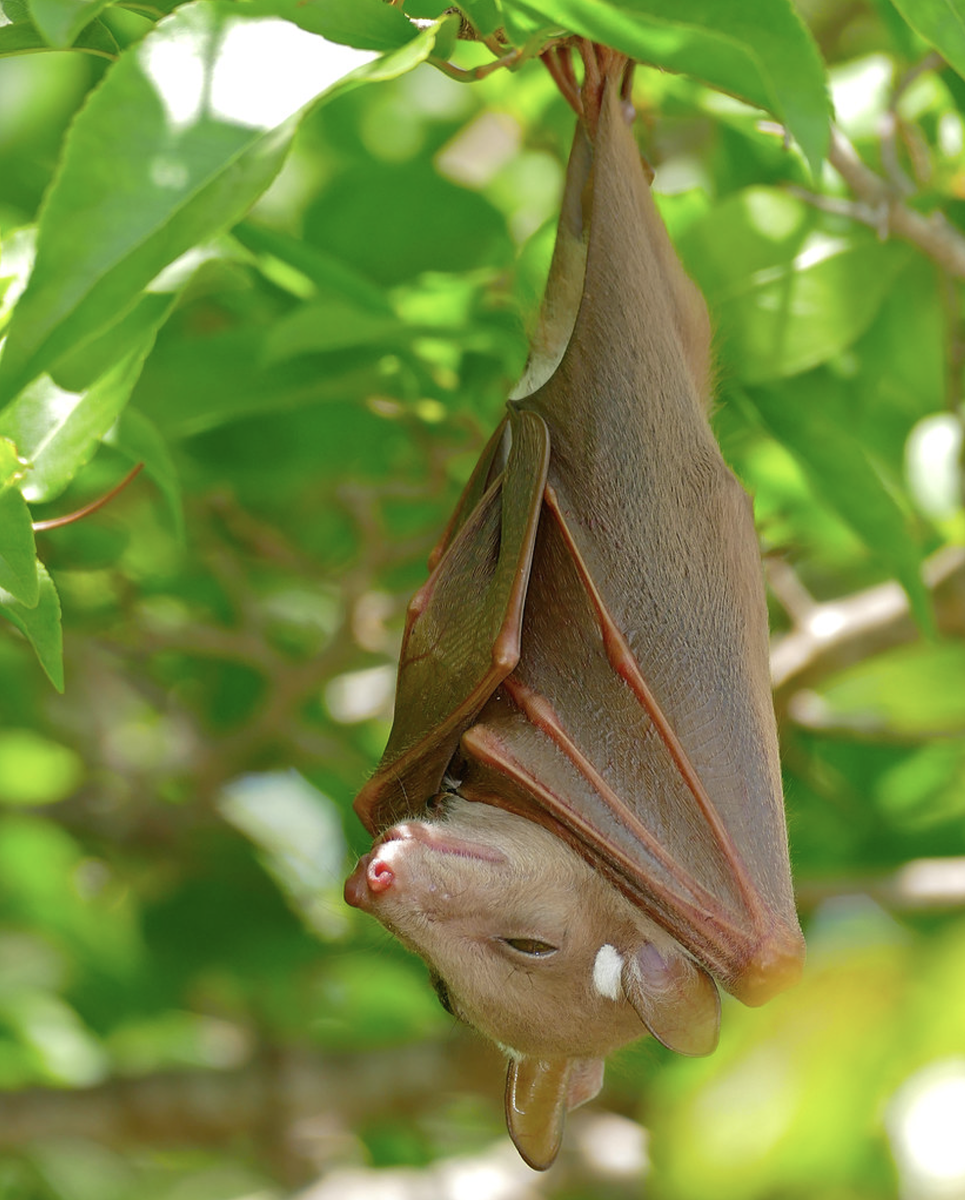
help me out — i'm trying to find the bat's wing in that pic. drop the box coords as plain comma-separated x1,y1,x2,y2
455,78,804,1006
354,410,550,832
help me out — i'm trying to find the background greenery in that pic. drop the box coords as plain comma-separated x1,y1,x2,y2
1,0,964,1196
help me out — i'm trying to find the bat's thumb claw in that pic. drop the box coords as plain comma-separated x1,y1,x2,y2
733,924,807,1007
622,943,721,1057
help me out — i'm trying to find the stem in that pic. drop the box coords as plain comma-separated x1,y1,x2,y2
32,463,145,532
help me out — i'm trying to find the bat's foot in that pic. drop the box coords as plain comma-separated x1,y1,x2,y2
542,41,633,135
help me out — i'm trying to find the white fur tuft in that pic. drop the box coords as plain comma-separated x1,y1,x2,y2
592,944,624,1001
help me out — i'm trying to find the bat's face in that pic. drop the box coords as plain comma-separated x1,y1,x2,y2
344,797,719,1062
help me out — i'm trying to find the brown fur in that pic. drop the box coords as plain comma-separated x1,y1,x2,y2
347,55,804,1169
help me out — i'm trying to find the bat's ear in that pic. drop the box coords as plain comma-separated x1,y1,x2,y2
622,943,721,1057
504,1055,604,1170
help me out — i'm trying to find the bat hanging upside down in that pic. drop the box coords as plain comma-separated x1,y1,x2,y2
344,43,805,1170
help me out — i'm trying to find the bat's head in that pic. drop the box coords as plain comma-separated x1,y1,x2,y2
345,796,720,1164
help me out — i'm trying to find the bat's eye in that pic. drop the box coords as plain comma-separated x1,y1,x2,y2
426,791,447,815
428,969,457,1016
501,937,559,957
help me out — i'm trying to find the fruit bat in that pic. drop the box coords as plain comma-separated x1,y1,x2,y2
344,45,805,1171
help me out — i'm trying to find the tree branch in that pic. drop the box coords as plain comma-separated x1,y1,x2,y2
824,125,965,277
0,1038,648,1195
797,856,965,914
770,545,965,702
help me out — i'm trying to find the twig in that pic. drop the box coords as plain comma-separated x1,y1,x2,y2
824,125,965,277
0,1036,648,1194
0,1038,496,1157
877,53,942,195
797,856,965,913
770,545,965,701
430,46,524,82
32,462,144,531
765,555,818,627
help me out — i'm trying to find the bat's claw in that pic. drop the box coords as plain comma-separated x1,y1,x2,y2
733,925,807,1007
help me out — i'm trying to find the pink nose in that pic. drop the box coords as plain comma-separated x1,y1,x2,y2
343,851,395,910
367,856,395,894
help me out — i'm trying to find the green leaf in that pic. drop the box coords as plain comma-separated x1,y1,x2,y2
501,5,546,45
517,0,830,173
303,161,512,286
105,406,183,539
0,227,36,339
721,238,911,383
0,438,38,607
249,0,418,51
49,290,177,394
0,729,83,806
740,376,932,631
0,563,62,689
232,222,394,312
218,770,349,939
814,641,965,736
26,0,113,48
458,0,502,38
679,192,912,383
133,327,385,436
0,6,117,55
889,0,965,82
0,321,163,505
262,300,403,364
0,2,439,404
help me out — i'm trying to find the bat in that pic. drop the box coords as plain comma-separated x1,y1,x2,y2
344,44,805,1171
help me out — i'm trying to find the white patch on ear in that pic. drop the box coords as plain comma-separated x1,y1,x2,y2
592,943,624,1001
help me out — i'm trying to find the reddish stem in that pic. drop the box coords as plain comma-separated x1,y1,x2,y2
32,462,145,532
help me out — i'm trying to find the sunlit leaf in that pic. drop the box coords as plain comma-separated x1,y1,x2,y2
876,741,965,828
679,190,912,382
0,2,439,403
0,989,107,1084
0,729,82,806
0,341,157,505
0,227,37,338
218,770,349,938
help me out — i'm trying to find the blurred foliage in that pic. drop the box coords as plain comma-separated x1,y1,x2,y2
0,0,964,1197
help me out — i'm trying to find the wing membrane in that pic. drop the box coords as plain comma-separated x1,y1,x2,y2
355,410,550,831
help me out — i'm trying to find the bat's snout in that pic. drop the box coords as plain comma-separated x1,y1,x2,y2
344,819,510,913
